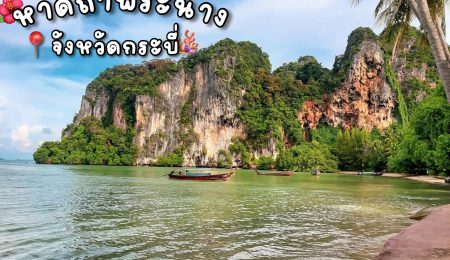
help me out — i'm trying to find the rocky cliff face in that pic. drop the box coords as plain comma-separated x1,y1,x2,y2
65,28,436,166
299,32,396,131
72,58,246,166
133,61,246,166
390,29,438,106
75,88,110,126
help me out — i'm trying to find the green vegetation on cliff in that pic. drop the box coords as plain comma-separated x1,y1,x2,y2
181,38,272,99
89,60,179,97
385,58,409,126
34,118,137,165
382,26,439,112
237,69,304,150
92,60,180,128
237,55,340,152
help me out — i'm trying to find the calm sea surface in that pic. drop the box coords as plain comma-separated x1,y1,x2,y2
1,160,450,259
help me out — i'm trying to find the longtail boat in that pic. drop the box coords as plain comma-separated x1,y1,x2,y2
168,169,235,181
185,168,213,176
256,170,294,176
357,171,384,176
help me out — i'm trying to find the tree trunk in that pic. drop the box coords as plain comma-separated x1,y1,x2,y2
391,29,404,65
435,16,450,62
412,0,450,103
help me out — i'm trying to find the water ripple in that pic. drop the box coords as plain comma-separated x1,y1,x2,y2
1,163,450,259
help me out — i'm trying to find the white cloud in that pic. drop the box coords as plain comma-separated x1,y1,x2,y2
9,125,57,152
10,125,43,151
0,60,87,155
10,126,31,150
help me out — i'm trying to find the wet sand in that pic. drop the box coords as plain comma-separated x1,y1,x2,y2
338,171,448,185
377,205,450,259
404,175,447,184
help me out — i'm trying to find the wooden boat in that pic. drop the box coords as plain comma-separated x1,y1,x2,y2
168,169,235,181
185,168,213,176
357,171,384,176
256,170,294,176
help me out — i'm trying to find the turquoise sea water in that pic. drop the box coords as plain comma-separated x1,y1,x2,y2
1,160,450,259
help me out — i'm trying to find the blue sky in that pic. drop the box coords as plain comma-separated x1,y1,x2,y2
0,0,445,159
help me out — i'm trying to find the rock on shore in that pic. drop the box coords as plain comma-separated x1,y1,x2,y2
377,205,450,259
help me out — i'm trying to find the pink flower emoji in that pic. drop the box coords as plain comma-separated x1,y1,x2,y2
0,0,23,24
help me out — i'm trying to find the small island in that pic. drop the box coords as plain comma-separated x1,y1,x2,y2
33,27,449,179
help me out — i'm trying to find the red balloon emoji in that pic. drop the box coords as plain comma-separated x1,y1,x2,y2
29,31,44,58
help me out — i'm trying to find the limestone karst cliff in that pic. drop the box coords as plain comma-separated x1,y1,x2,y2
66,40,267,166
43,27,438,167
298,29,396,131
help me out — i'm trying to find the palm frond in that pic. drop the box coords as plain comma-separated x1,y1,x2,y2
351,0,363,7
375,0,389,17
428,0,446,20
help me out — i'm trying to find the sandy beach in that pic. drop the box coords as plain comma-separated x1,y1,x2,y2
339,171,448,185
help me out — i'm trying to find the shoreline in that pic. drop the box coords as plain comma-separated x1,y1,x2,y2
6,161,450,186
339,171,448,185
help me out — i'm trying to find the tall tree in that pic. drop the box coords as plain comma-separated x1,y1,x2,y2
353,0,450,103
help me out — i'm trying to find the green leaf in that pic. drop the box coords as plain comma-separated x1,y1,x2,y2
0,16,4,23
